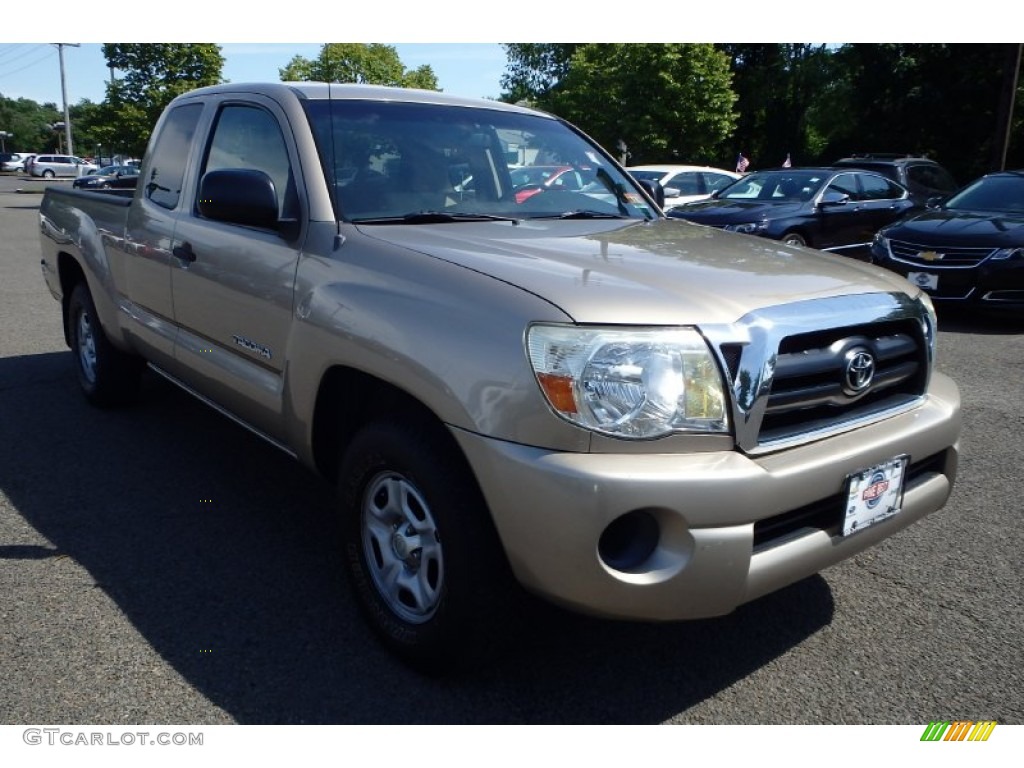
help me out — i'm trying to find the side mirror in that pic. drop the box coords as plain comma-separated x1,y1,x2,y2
925,196,944,210
663,186,681,199
198,168,279,230
636,179,665,209
819,190,850,208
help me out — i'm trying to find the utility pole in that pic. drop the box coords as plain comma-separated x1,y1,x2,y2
54,43,80,157
992,43,1022,172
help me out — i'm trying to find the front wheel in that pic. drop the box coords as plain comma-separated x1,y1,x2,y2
338,418,515,671
67,283,143,406
781,232,808,247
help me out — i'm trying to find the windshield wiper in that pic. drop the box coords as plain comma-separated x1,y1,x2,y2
533,210,627,220
353,211,520,225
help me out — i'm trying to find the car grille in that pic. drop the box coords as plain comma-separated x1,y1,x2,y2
702,293,933,455
756,321,928,446
887,238,995,268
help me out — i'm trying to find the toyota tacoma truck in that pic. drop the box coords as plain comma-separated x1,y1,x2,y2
39,82,961,669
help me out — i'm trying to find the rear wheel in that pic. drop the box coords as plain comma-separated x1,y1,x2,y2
67,283,143,406
42,169,55,178
338,418,515,671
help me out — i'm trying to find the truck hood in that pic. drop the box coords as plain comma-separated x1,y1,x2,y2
357,217,916,325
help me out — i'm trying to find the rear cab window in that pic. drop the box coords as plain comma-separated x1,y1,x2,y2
143,103,204,210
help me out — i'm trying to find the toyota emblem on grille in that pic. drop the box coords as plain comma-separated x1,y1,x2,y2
843,347,875,395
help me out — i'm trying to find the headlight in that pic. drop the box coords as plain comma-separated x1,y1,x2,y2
991,248,1023,261
725,221,767,234
526,325,729,439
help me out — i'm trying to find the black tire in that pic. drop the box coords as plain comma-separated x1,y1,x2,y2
781,232,808,247
43,169,55,178
338,418,515,672
67,282,144,407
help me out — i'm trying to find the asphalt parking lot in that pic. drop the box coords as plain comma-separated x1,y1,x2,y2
0,172,1022,725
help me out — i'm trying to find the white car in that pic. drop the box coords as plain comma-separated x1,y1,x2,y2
0,152,32,172
627,164,741,210
29,154,99,178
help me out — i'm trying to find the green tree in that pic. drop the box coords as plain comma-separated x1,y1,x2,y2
825,44,1022,182
720,44,837,169
279,44,439,90
102,43,224,157
538,44,737,166
0,94,60,153
499,44,581,103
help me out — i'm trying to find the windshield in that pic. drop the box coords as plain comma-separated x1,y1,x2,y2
304,99,655,222
945,175,1024,214
719,170,827,201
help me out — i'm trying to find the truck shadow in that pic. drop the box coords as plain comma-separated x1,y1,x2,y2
0,352,833,724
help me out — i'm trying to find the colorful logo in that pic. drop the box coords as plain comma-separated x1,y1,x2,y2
920,721,997,742
861,471,890,509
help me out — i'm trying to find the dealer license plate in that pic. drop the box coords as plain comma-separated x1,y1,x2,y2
907,271,939,290
842,456,909,537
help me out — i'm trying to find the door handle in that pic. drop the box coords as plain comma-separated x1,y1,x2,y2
172,242,197,263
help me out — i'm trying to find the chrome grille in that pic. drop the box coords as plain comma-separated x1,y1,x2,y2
887,238,995,268
701,292,934,455
758,322,927,446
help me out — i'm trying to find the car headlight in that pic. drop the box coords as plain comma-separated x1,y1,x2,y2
526,325,729,439
725,221,768,234
991,248,1023,261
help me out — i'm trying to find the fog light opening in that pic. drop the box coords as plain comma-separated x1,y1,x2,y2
598,510,660,573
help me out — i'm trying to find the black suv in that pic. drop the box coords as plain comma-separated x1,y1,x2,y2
833,154,958,207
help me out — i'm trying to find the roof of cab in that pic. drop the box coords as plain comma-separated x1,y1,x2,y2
175,81,546,117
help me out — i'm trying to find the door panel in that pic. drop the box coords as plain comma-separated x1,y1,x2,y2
169,100,302,439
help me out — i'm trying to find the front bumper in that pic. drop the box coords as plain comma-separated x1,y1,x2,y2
872,245,1024,307
453,372,960,621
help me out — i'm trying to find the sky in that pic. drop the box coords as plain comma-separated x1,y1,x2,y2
0,43,509,106
0,2,1001,108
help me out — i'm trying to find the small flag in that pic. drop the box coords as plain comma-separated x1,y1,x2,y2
782,153,792,168
736,153,750,173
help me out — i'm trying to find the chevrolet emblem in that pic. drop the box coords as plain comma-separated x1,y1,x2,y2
919,250,944,262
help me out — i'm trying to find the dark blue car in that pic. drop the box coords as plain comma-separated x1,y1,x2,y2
668,168,915,256
871,170,1024,309
72,165,140,190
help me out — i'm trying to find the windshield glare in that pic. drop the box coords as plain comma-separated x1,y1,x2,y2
304,99,654,222
720,171,826,201
945,175,1024,214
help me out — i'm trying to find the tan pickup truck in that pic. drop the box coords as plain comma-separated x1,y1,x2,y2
39,82,961,670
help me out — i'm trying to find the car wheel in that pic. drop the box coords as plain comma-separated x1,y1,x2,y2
67,282,144,406
43,169,55,178
338,418,515,671
781,232,808,247
99,182,111,189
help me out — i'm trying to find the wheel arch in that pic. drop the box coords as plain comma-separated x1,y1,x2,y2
57,251,88,347
311,366,467,487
